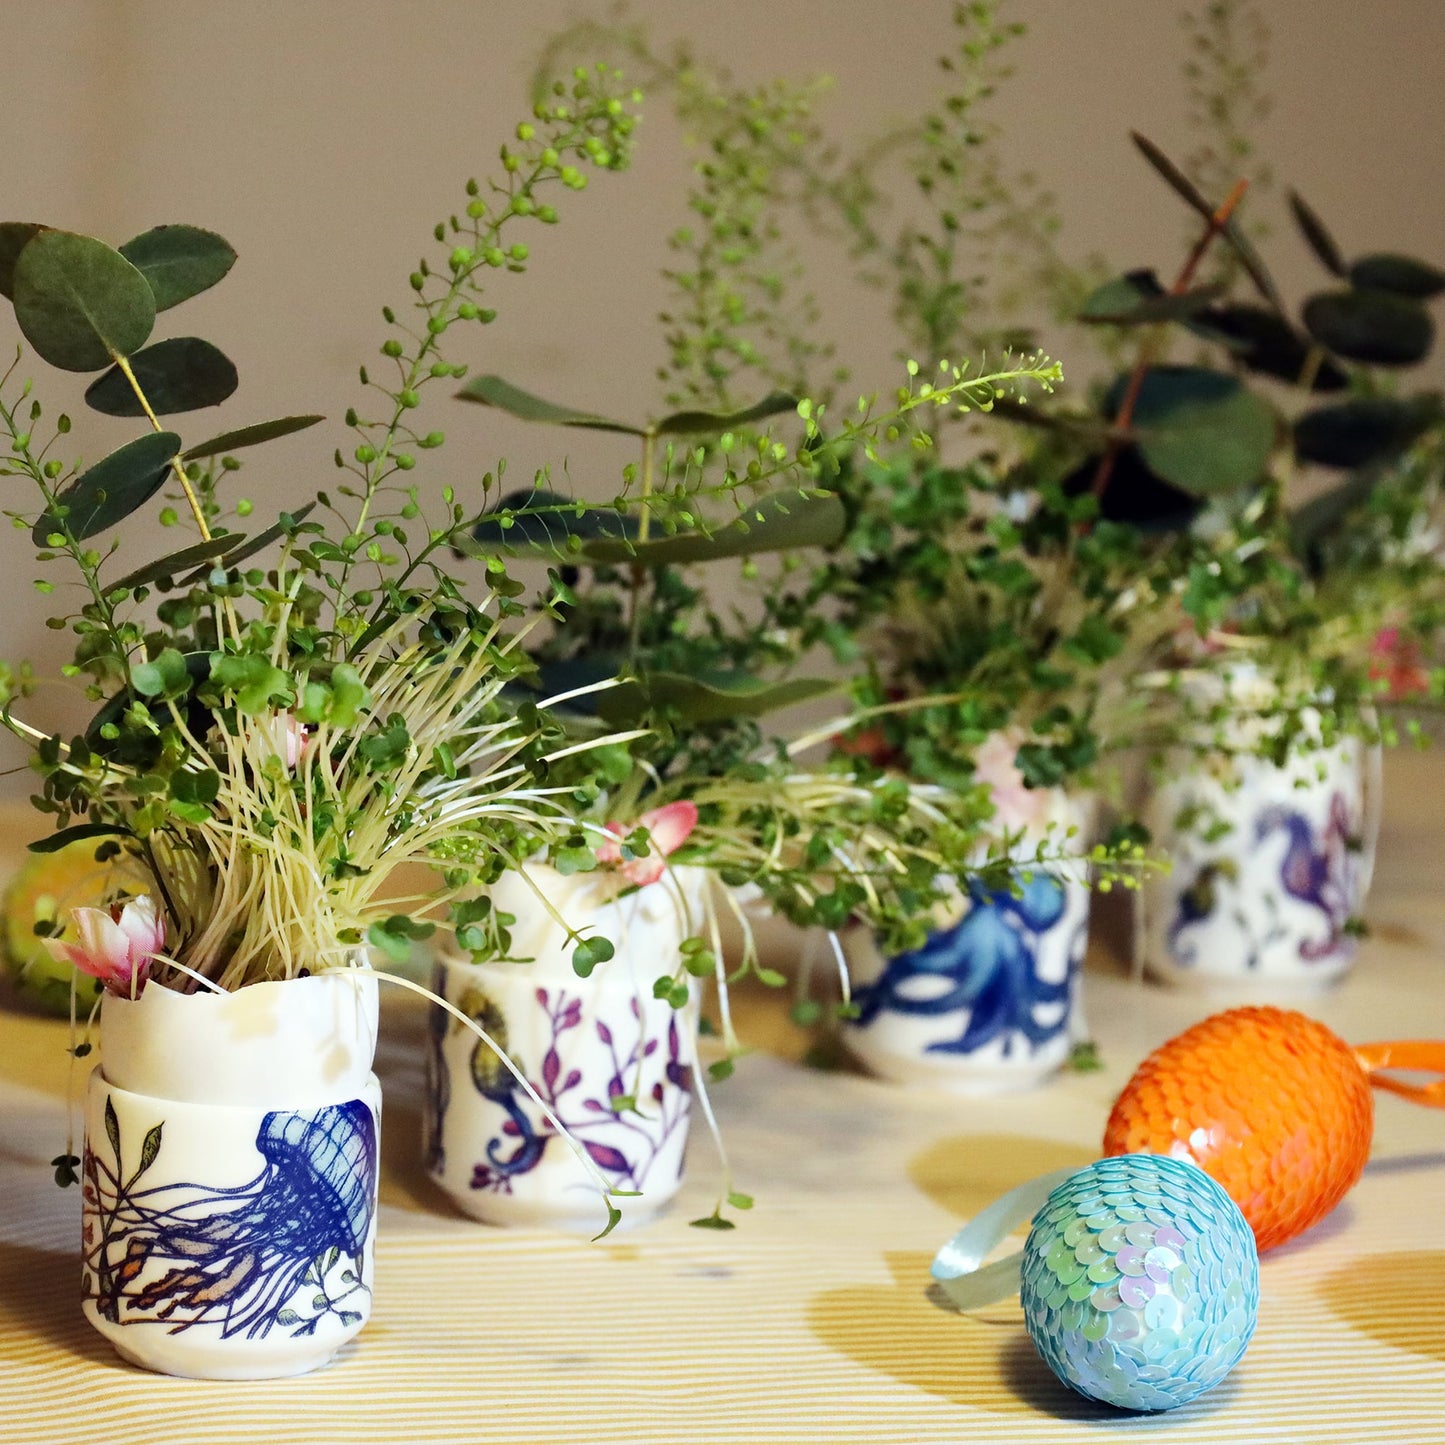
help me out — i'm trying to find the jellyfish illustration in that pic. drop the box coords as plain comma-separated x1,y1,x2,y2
1255,792,1357,960
85,1097,377,1340
854,874,1078,1056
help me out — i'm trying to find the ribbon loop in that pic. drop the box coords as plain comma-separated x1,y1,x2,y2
930,1166,1078,1311
1356,1040,1445,1108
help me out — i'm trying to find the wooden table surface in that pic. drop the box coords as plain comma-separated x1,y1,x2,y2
0,752,1442,1444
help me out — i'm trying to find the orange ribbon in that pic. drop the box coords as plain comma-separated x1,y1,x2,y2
1355,1040,1445,1108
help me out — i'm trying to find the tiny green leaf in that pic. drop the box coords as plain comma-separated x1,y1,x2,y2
84,337,238,416
12,230,157,371
118,224,237,310
572,935,616,977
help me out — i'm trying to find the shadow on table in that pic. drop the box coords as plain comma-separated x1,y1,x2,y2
1319,1249,1445,1363
807,1249,1235,1424
0,1241,113,1365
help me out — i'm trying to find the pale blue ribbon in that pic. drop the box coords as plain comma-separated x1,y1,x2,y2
930,1165,1080,1311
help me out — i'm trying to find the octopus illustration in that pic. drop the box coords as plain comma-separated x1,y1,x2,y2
84,1096,376,1340
1255,793,1359,960
854,874,1079,1056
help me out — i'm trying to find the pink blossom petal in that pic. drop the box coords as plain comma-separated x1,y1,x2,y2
635,801,698,858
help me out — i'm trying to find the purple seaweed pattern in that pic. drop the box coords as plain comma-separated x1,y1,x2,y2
466,986,693,1195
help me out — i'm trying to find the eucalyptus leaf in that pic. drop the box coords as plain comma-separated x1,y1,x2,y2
1130,132,1213,221
0,222,46,300
1219,217,1287,314
1111,366,1275,497
27,822,135,854
1293,396,1440,469
118,224,237,311
468,488,636,555
1192,304,1347,391
12,230,156,371
1063,450,1202,533
182,414,325,460
582,491,846,566
84,337,238,416
180,502,318,580
595,671,839,726
1288,191,1348,278
1288,467,1381,565
1348,252,1445,300
654,392,798,435
108,532,247,592
455,374,644,435
1302,289,1434,366
1079,271,1222,325
32,431,181,543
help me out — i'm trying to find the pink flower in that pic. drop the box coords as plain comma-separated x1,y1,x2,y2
1370,626,1430,702
595,800,699,886
266,711,309,770
44,896,164,997
971,730,1054,834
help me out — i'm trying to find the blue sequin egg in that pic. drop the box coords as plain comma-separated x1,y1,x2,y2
1020,1154,1258,1411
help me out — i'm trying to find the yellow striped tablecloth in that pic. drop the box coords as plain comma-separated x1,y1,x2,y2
2,751,1444,1445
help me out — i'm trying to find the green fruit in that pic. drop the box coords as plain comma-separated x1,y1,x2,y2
1,841,140,1015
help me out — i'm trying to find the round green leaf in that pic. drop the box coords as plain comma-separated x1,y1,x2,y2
85,337,238,416
0,222,47,300
12,230,156,371
118,225,237,311
1117,366,1276,497
1192,304,1347,392
1302,289,1433,366
1293,397,1440,469
32,431,181,543
1347,253,1445,300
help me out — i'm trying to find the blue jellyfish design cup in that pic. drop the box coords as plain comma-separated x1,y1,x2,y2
1020,1155,1259,1411
82,1073,382,1379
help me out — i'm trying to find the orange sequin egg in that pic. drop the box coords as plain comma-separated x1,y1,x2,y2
1103,1007,1374,1253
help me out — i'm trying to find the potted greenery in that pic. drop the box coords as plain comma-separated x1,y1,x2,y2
607,1,1445,1007
0,69,660,1376
421,338,1096,1220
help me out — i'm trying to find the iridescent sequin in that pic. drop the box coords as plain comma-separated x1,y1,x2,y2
1020,1155,1259,1412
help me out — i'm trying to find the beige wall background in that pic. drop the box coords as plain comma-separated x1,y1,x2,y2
3,1,1443,792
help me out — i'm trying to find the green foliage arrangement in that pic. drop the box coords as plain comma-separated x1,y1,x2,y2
539,1,1445,797
0,70,669,998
